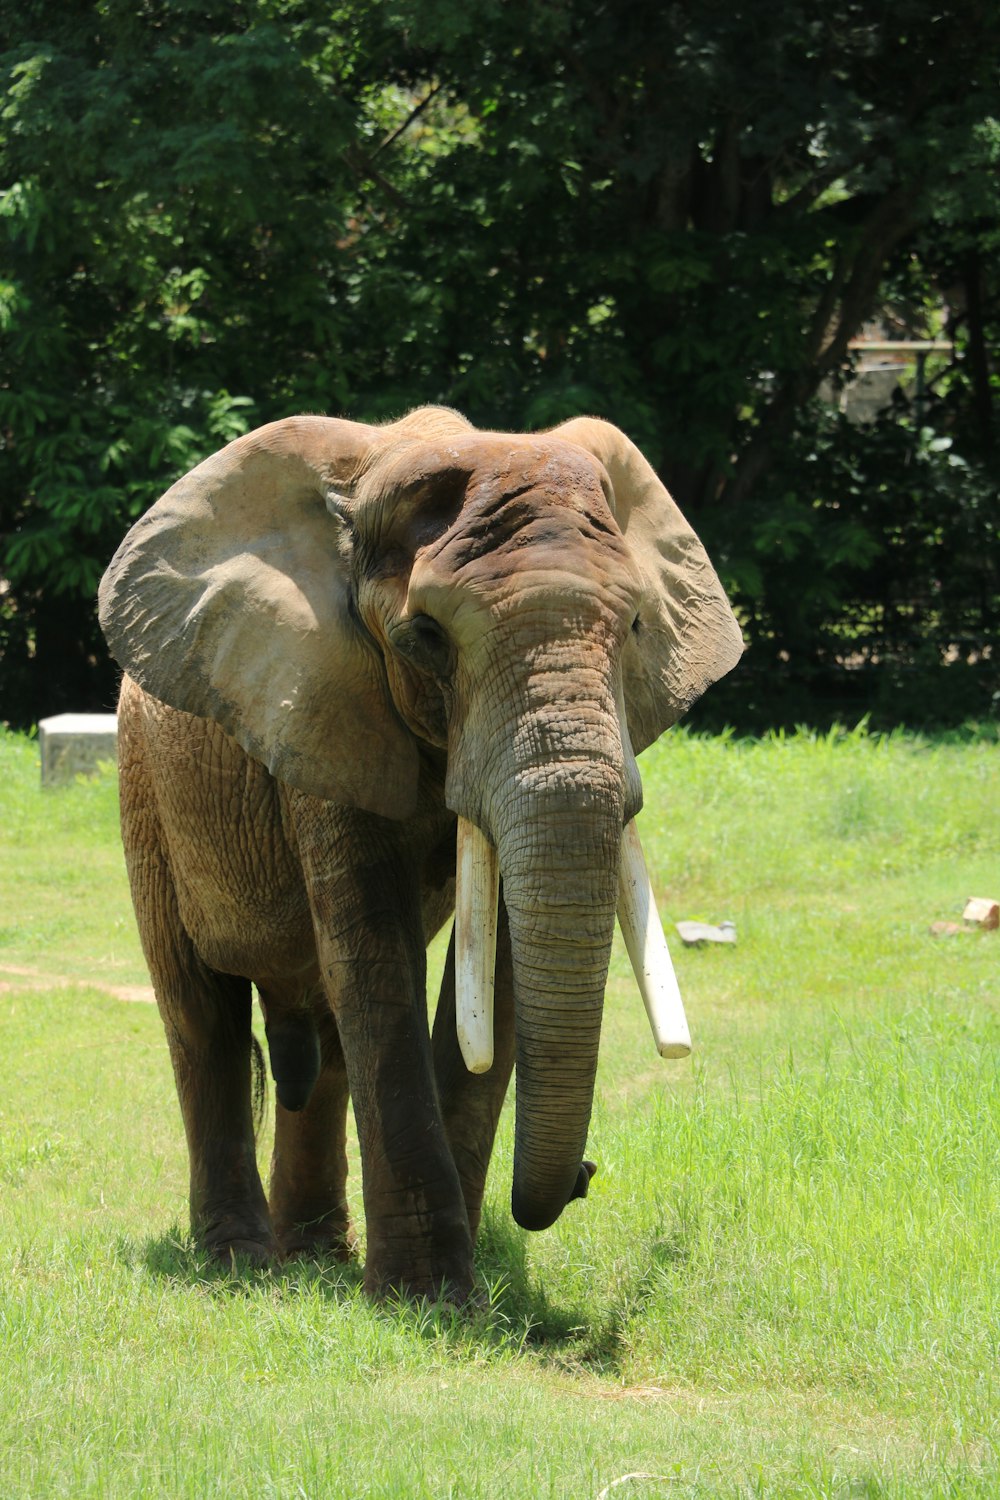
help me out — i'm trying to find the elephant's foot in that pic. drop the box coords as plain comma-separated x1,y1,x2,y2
365,1264,475,1306
206,1235,278,1270
197,1208,278,1269
276,1210,358,1264
363,1209,474,1305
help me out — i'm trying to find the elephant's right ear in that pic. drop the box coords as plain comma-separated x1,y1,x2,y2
554,417,744,753
98,416,421,817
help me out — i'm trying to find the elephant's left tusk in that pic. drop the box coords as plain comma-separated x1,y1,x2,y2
617,819,692,1058
455,816,499,1073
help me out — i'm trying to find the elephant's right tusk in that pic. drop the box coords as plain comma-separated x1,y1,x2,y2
617,819,692,1058
455,816,499,1074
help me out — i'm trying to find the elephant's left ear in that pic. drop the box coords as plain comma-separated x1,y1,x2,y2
98,416,421,817
554,417,744,753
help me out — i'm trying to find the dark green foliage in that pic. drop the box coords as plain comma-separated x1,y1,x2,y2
692,409,1000,732
2,1,998,727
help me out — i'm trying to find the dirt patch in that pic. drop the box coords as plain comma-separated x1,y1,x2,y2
0,963,154,1004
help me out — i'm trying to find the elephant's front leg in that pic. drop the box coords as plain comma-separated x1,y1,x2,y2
297,815,473,1302
431,909,516,1242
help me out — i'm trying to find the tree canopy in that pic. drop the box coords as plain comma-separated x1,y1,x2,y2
2,0,998,727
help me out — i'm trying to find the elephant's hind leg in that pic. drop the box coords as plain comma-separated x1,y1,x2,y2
161,963,276,1265
118,697,275,1266
264,990,356,1261
134,893,275,1263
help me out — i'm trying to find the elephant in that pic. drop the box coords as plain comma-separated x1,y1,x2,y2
98,405,742,1301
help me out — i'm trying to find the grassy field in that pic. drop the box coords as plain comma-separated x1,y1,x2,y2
1,722,997,1498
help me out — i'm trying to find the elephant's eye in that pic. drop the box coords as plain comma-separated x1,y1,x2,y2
630,612,641,636
392,614,453,676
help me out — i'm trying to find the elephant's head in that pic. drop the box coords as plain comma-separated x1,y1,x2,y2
99,407,742,1232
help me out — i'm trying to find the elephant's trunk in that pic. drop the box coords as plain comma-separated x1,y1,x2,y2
442,602,642,1232
493,787,624,1231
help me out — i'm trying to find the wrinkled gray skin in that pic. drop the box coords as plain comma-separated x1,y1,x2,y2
99,406,741,1300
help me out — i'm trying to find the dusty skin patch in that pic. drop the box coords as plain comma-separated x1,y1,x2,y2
0,963,154,1004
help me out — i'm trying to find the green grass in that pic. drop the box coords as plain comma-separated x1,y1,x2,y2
1,723,998,1497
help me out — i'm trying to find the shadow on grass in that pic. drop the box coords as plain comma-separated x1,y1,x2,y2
121,1225,364,1299
477,1210,699,1377
120,1211,685,1378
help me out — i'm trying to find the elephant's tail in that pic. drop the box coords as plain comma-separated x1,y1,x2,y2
251,1033,268,1139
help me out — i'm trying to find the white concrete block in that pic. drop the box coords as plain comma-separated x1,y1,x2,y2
38,713,118,786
